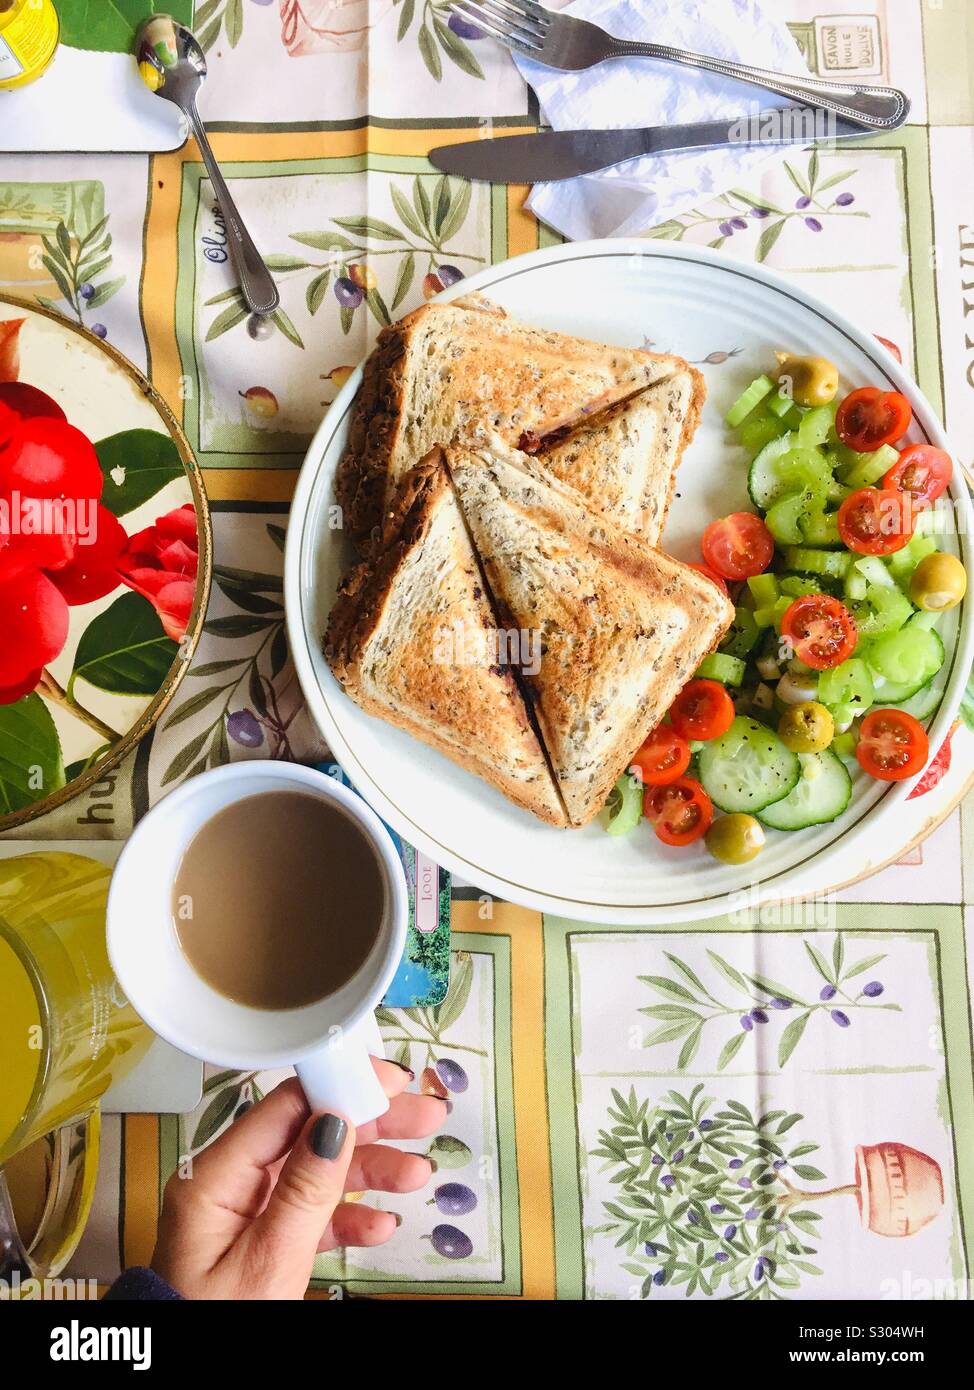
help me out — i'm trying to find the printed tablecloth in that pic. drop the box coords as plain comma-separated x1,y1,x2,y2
4,0,974,1300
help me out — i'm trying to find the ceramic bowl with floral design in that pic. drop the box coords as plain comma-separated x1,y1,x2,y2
0,297,211,830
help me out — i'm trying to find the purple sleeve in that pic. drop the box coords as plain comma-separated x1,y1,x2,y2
102,1266,185,1301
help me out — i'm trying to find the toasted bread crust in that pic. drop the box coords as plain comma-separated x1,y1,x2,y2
326,453,568,827
336,295,687,550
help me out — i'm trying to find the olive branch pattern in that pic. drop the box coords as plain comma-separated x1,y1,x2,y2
392,0,485,81
640,938,899,1071
204,174,483,345
593,1086,827,1300
33,212,124,331
647,151,868,261
158,522,295,786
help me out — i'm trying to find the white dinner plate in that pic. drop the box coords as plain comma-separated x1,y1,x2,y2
285,240,974,924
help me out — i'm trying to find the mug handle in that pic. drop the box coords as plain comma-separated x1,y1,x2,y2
295,1013,390,1127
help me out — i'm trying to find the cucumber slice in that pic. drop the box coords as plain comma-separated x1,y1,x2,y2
602,772,643,836
726,374,775,428
867,620,945,687
748,433,796,509
740,412,789,453
696,652,746,686
758,750,852,831
883,682,944,721
697,717,801,814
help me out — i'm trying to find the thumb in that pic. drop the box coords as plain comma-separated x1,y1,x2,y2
254,1111,354,1260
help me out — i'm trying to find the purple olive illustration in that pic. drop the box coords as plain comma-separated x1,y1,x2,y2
863,980,884,997
91,323,108,339
730,217,748,230
714,1251,729,1263
644,1241,657,1257
431,1182,477,1216
773,1158,786,1170
651,1154,663,1166
745,1207,758,1219
738,1177,752,1189
227,709,264,748
740,1014,753,1032
831,1009,851,1027
750,206,771,218
770,997,792,1010
672,1148,684,1162
710,1203,725,1214
79,282,95,301
430,1224,473,1259
805,217,823,232
750,1009,769,1024
729,1159,743,1170
723,1223,737,1240
334,276,364,309
653,1269,666,1285
435,1058,468,1093
795,195,812,209
448,13,484,38
718,221,734,236
700,1119,714,1131
437,264,464,287
660,1174,675,1189
820,984,837,1001
835,192,855,206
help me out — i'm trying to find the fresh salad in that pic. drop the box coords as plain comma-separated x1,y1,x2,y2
603,352,966,866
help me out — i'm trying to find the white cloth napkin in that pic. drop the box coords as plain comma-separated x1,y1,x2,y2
513,0,812,241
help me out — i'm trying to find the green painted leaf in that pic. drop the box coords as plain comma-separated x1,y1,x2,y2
266,523,286,553
803,940,833,984
433,954,472,1032
206,301,248,340
225,0,243,47
396,0,414,39
782,161,809,196
717,1031,747,1070
431,174,451,238
57,0,195,54
290,230,356,252
391,251,416,310
95,428,183,516
777,1011,810,1068
366,287,391,327
843,952,886,981
189,659,244,677
432,16,485,79
202,1067,240,1094
306,269,331,316
755,218,786,263
192,1082,242,1149
677,1025,702,1070
791,1164,825,1181
203,614,275,637
339,304,354,336
162,683,226,730
390,186,426,243
832,934,845,977
263,254,310,270
41,254,74,304
413,177,433,236
331,216,403,243
0,695,65,815
212,565,282,591
705,950,750,994
84,276,125,310
439,177,473,243
271,307,303,348
214,579,282,615
161,727,212,787
418,21,442,80
817,169,854,192
72,592,178,695
269,626,288,678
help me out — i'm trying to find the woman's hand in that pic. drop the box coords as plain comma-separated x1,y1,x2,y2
151,1062,446,1299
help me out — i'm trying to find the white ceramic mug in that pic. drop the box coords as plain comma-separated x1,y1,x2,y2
106,762,408,1126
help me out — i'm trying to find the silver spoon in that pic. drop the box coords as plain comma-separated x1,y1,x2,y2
136,14,279,319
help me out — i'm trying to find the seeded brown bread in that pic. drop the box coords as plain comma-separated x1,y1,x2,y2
446,444,735,827
325,454,568,827
534,367,705,543
335,292,688,549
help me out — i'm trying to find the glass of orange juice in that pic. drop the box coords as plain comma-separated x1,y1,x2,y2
0,853,152,1282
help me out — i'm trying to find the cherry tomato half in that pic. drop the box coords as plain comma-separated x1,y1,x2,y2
629,725,691,786
701,512,774,582
883,443,952,510
780,595,857,671
835,386,912,452
908,729,953,800
837,486,916,556
856,709,929,782
686,561,730,595
644,777,714,847
669,679,735,742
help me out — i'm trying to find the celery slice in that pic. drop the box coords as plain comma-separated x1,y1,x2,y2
726,374,775,428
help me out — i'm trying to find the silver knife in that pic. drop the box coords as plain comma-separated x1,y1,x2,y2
429,108,876,183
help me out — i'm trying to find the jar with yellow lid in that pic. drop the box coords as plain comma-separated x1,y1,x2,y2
0,0,59,91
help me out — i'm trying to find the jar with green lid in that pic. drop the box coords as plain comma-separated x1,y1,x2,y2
0,0,60,91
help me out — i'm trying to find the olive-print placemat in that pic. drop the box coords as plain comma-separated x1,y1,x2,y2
3,0,974,1300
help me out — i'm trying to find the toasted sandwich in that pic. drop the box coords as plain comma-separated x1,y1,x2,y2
325,456,568,827
445,443,735,827
528,369,704,544
336,292,689,548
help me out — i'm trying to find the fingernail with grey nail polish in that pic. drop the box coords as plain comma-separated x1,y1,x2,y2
310,1113,347,1160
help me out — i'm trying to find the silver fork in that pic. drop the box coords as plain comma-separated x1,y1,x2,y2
450,0,909,130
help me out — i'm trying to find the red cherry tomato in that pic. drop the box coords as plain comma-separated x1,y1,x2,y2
701,512,774,582
883,444,952,510
669,679,735,742
835,386,912,452
629,725,691,786
644,776,713,847
837,486,916,555
780,595,857,671
856,709,929,782
686,561,729,595
908,729,954,800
